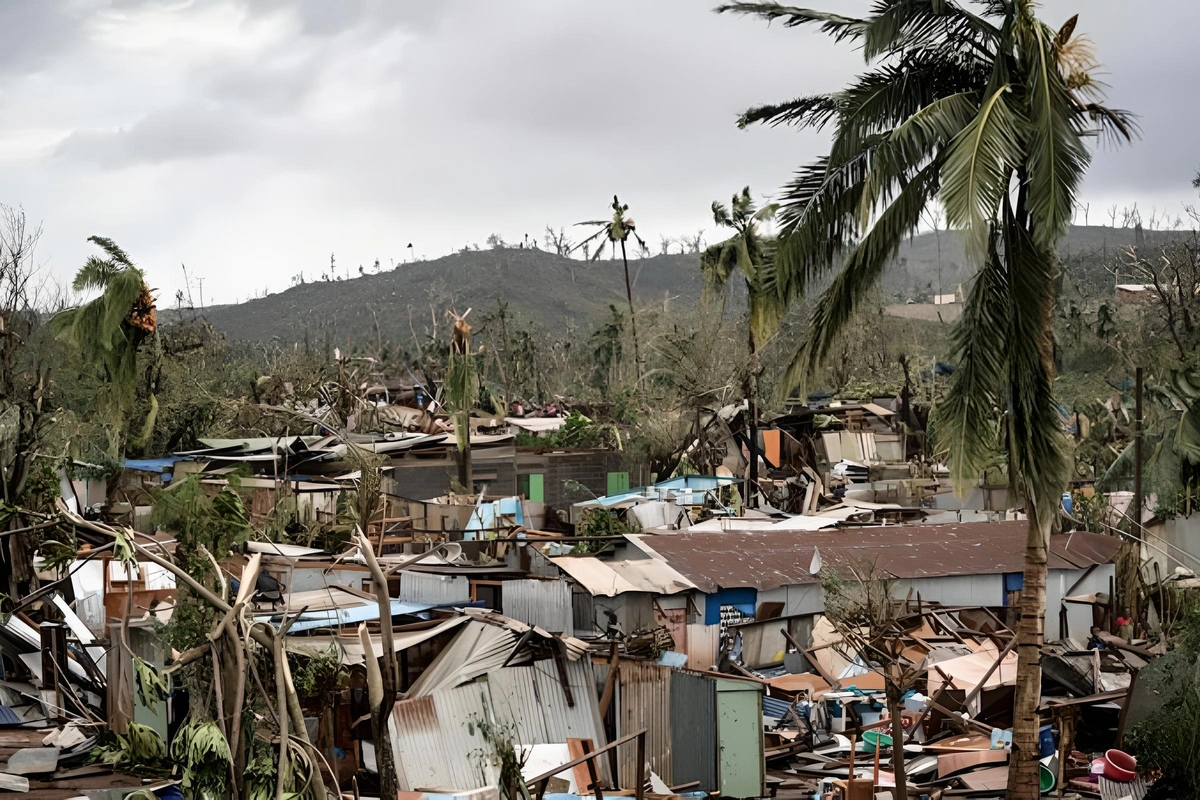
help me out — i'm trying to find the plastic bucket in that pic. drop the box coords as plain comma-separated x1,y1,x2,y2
862,730,892,753
1039,764,1056,794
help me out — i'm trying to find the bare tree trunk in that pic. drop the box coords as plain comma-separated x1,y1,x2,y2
1005,510,1051,800
357,533,400,800
619,240,642,381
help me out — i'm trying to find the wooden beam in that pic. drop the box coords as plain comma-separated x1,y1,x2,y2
526,728,647,786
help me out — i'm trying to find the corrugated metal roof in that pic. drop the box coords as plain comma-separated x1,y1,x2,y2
501,580,573,633
638,523,1122,593
550,557,696,597
405,620,525,697
391,657,609,792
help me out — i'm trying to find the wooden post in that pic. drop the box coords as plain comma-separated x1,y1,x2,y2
1134,366,1143,539
635,731,646,800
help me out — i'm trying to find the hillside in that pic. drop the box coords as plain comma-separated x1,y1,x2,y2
186,248,707,345
187,225,1171,345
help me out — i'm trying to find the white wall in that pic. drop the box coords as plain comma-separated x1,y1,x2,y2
1047,564,1115,643
892,574,1004,608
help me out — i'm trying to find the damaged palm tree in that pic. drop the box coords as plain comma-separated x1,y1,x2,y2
575,196,647,381
50,236,159,456
446,309,478,491
700,187,782,507
722,2,1135,795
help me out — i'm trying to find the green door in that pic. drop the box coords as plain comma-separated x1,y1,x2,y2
716,679,764,798
606,471,630,496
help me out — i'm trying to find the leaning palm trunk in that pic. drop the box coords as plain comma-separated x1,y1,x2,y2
618,239,643,380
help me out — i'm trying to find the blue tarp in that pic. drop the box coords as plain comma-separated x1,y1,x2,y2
124,457,183,473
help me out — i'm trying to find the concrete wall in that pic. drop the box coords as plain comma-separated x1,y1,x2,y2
516,450,626,510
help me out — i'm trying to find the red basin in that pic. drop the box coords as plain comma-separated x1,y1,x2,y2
1103,749,1137,782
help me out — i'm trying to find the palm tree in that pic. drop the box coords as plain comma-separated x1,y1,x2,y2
720,2,1135,796
575,196,646,380
50,236,158,455
700,187,782,507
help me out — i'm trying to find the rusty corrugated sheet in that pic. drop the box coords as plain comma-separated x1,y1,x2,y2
393,658,609,791
615,661,673,788
641,524,1122,592
501,579,572,632
398,570,471,605
391,682,493,791
670,671,718,792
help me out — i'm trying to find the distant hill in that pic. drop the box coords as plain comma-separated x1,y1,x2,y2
183,248,707,346
186,225,1173,345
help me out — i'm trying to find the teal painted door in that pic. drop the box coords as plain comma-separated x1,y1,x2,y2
716,679,764,798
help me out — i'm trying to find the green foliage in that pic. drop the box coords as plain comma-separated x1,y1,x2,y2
513,411,619,451
467,714,525,800
572,508,631,554
288,646,346,702
92,722,169,774
133,655,169,711
1126,602,1200,794
172,721,234,800
151,474,252,650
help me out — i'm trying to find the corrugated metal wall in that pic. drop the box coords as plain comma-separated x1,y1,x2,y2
615,661,673,788
398,571,471,605
669,671,717,792
392,657,610,791
391,682,493,791
502,579,572,632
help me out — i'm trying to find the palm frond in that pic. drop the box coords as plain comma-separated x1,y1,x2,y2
831,49,986,162
72,256,121,293
714,2,866,40
858,90,979,223
1002,201,1069,519
773,151,875,299
940,83,1026,261
862,0,1000,60
737,94,839,130
86,235,135,269
1016,15,1089,250
778,159,940,396
931,225,1010,492
1079,103,1139,148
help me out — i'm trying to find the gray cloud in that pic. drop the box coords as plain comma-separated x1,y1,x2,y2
0,0,1196,305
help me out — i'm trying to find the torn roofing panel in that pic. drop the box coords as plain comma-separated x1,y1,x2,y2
550,556,697,597
638,523,1121,593
285,615,470,665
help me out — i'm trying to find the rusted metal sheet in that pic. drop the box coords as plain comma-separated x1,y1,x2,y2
391,682,493,791
398,570,471,605
641,524,1121,592
393,658,609,791
669,671,717,792
614,661,672,788
501,579,572,633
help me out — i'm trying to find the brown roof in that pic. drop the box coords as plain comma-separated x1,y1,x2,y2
637,522,1122,593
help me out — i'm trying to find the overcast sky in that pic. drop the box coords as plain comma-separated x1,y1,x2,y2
2,0,1196,306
